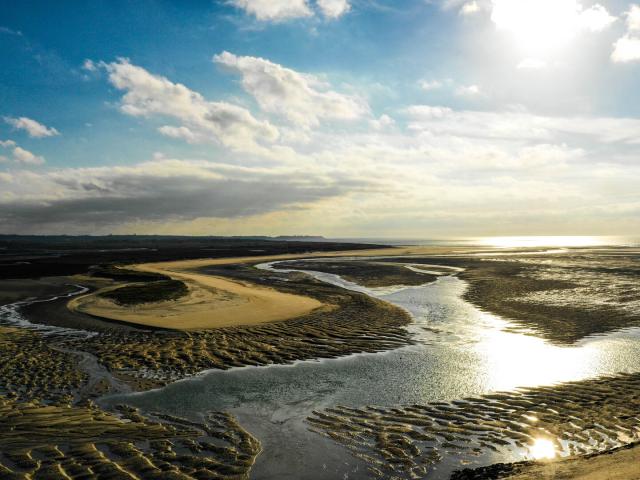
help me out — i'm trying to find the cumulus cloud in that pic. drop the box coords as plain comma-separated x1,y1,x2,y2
369,114,395,130
4,116,59,138
103,58,279,151
577,4,616,32
230,0,313,21
0,140,44,165
0,159,364,232
455,84,482,97
230,0,351,22
12,146,45,165
213,51,367,128
612,4,640,63
316,0,350,18
612,35,640,62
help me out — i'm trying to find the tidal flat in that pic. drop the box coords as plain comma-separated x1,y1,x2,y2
0,242,639,479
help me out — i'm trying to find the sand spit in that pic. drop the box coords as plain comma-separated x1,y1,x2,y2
69,263,323,330
307,372,640,478
0,397,260,480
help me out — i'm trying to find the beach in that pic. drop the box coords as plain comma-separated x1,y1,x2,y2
1,244,640,479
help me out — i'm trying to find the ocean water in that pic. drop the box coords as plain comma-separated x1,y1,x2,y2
333,235,640,247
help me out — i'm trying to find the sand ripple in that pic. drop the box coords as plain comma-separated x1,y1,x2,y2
307,373,640,478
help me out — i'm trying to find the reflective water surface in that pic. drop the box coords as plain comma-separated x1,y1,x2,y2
100,266,640,479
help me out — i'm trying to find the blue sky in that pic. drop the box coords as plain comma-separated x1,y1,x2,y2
1,0,639,236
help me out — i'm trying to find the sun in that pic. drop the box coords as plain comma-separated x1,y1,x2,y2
491,0,580,54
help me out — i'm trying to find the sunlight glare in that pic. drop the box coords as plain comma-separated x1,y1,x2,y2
529,438,557,459
480,236,604,248
491,0,580,53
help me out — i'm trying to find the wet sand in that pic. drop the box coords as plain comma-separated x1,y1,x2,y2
2,245,640,479
273,259,441,287
308,372,640,478
0,396,260,479
453,442,640,479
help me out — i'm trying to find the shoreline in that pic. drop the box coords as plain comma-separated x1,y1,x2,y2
452,441,640,479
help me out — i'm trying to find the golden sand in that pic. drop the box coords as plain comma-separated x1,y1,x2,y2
69,265,322,330
67,246,458,331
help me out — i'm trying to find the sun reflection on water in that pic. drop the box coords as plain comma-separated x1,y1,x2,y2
474,313,598,391
479,236,609,248
529,438,557,460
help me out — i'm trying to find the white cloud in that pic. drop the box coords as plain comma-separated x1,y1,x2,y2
460,1,480,15
419,79,443,90
4,116,59,138
612,35,640,62
455,84,482,97
611,5,640,63
104,58,279,151
578,4,616,32
157,125,200,143
626,4,640,31
230,0,313,21
0,140,16,148
404,104,640,144
316,0,350,18
82,59,97,72
517,58,547,69
369,114,395,130
213,51,367,128
405,105,453,119
12,146,45,165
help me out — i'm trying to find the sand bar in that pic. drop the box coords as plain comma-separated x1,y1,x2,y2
69,268,322,330
67,247,452,331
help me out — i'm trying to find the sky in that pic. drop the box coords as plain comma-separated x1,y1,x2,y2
0,0,639,237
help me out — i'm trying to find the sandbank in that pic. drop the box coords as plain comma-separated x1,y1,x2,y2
67,246,460,331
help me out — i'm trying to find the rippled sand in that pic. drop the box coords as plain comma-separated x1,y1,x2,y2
0,397,260,479
307,373,640,478
0,326,86,403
